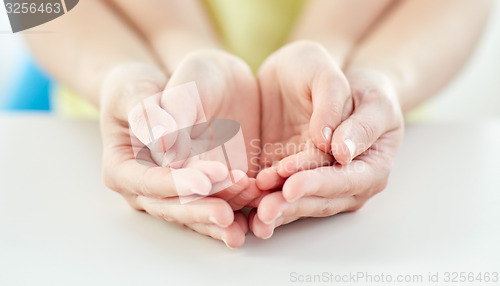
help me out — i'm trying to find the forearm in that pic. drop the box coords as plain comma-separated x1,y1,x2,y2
346,0,492,113
289,0,396,66
24,0,161,107
105,0,221,74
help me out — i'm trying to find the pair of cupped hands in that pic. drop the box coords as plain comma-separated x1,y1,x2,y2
100,41,404,248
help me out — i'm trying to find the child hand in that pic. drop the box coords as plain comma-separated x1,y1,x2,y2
252,65,404,239
99,60,258,248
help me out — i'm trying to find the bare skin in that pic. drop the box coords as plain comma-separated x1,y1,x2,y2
24,0,492,245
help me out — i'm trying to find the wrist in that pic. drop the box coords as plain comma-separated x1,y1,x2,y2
345,67,403,115
287,36,353,67
173,49,253,82
345,59,417,113
151,30,224,73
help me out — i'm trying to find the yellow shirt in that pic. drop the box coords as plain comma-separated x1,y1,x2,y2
55,0,427,121
56,0,306,118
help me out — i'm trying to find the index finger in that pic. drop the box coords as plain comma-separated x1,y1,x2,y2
281,157,386,202
255,147,334,191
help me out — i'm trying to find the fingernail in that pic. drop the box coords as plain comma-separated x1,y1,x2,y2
209,216,230,228
287,193,303,203
152,125,168,141
222,237,235,249
276,166,284,177
263,211,282,225
161,150,176,167
209,216,219,225
190,188,209,196
262,228,275,240
344,139,356,160
276,162,289,177
322,126,333,142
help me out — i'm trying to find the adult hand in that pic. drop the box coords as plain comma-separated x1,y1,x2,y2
252,59,404,238
256,41,355,172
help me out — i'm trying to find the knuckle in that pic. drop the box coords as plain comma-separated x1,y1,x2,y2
157,208,172,222
357,120,376,143
318,201,337,217
328,104,344,121
338,172,355,196
352,86,380,105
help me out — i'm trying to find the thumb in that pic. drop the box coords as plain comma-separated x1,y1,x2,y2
332,69,403,165
308,70,353,154
331,101,393,165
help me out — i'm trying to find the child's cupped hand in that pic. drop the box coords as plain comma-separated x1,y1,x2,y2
99,51,262,248
250,42,405,239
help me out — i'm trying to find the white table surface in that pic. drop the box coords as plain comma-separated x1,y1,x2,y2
1,115,499,286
